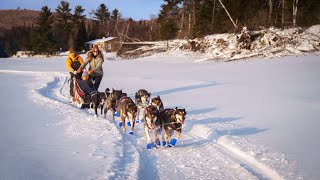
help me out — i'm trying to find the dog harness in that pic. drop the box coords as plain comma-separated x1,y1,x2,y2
119,97,133,105
162,109,182,130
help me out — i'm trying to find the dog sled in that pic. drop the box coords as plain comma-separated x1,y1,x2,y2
71,77,96,109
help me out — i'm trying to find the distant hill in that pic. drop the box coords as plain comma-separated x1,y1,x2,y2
0,9,39,36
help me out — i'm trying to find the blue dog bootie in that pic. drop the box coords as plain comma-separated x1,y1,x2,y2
129,131,134,135
114,111,119,117
168,138,177,147
146,143,153,149
127,121,131,127
135,119,140,123
156,139,161,147
162,141,167,147
119,122,123,127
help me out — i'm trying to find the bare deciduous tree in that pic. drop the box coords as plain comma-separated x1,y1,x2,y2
293,0,299,27
282,0,285,27
269,0,273,26
211,0,216,33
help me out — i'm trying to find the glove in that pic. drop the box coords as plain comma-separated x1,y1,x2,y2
88,70,93,75
73,71,77,75
76,68,82,74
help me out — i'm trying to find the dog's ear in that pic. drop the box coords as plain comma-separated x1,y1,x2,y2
175,107,178,110
112,88,114,92
157,95,160,98
148,92,151,96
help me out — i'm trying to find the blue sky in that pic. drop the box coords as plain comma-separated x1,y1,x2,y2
0,0,163,20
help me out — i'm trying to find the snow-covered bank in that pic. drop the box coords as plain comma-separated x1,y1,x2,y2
1,52,319,179
120,25,320,62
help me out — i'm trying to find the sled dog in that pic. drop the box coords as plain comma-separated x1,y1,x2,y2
135,89,151,120
103,88,124,120
161,107,187,147
151,95,164,111
117,96,137,134
143,105,163,149
90,90,107,116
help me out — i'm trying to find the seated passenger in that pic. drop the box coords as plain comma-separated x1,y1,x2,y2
77,71,94,96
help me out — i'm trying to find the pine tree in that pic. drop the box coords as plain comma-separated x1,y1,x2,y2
73,5,86,25
192,0,213,38
55,1,72,50
111,9,120,36
32,6,56,54
72,5,86,51
74,20,88,52
88,21,100,40
94,3,110,34
157,0,180,40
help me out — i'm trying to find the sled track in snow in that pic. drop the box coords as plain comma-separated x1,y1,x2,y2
184,132,266,179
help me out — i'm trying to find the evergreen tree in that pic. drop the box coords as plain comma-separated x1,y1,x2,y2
157,0,180,40
296,0,320,27
192,0,213,38
74,20,88,52
0,37,7,57
88,21,100,40
111,9,120,36
32,6,56,54
72,5,86,51
73,5,86,25
55,1,72,50
94,3,110,26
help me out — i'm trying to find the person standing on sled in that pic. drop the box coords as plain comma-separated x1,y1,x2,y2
79,45,104,91
66,47,84,99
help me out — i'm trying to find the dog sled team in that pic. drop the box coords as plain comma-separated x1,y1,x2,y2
66,45,187,149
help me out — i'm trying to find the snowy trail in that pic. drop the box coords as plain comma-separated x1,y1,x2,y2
0,69,299,179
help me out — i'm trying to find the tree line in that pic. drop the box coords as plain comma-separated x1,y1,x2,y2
0,0,319,57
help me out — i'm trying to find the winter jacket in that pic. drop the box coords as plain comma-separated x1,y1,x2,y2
80,52,104,76
66,53,84,73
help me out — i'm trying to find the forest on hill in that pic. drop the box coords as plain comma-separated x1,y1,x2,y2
0,0,319,57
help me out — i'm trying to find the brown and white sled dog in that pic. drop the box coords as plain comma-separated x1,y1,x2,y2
151,95,164,111
117,96,137,134
135,89,151,121
143,105,163,149
102,88,125,120
161,107,187,147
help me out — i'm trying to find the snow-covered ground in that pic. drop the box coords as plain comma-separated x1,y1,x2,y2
0,52,319,179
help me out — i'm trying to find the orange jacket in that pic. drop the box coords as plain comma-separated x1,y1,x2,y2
66,53,84,73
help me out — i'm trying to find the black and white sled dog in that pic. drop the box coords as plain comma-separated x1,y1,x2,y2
143,105,163,149
150,95,164,111
102,88,125,120
90,89,107,117
135,89,151,121
161,107,187,147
